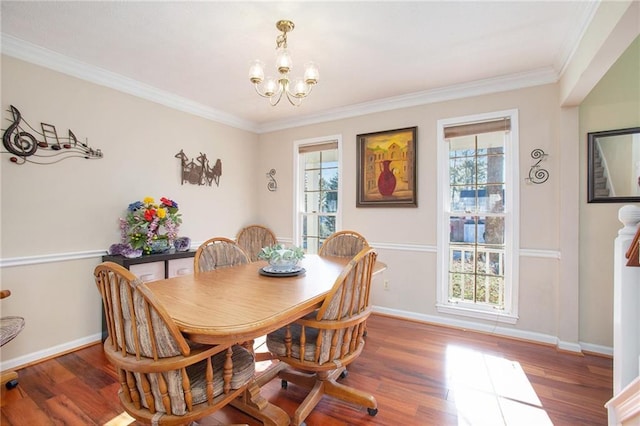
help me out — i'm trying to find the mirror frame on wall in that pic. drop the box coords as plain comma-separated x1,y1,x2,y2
587,127,640,203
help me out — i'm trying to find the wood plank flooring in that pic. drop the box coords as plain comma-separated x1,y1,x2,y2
0,314,612,425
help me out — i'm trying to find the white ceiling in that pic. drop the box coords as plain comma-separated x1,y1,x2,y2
1,1,599,132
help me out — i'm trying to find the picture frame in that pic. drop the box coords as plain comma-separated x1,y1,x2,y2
356,126,417,207
587,127,640,203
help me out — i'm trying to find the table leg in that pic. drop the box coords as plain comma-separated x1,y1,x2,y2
231,362,289,426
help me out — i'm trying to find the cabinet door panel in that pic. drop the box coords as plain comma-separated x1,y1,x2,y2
168,257,194,277
130,262,164,282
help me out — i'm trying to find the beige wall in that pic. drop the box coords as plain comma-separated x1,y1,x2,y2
256,84,571,341
579,36,640,346
0,56,259,363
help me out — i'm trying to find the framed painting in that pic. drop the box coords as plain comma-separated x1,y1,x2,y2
356,126,417,207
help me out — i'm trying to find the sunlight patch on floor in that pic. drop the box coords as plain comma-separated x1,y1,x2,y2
446,344,553,425
103,411,135,426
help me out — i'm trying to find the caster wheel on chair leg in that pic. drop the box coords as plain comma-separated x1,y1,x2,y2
5,379,19,390
281,379,288,389
339,370,348,379
367,407,378,416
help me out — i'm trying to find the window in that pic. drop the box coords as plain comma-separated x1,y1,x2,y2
294,136,341,254
437,110,519,324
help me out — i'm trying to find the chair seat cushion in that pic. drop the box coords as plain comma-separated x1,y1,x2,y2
0,316,25,346
266,318,323,363
140,344,255,416
189,344,255,400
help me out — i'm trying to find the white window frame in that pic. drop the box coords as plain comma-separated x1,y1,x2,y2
292,135,343,249
436,110,519,324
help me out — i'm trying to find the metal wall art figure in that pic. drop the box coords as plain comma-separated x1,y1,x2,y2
175,149,222,187
1,105,103,165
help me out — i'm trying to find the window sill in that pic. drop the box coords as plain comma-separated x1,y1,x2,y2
436,303,518,324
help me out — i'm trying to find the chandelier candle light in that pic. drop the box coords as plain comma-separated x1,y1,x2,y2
249,20,319,106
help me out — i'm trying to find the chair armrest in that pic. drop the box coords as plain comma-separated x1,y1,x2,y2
104,340,231,373
295,308,371,331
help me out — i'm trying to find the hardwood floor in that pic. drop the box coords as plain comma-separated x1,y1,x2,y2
0,314,612,425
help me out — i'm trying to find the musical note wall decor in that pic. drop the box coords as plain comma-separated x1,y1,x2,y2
1,105,103,165
175,149,222,187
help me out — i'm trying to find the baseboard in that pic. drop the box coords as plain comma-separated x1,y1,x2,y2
372,306,612,357
580,341,614,357
0,333,102,371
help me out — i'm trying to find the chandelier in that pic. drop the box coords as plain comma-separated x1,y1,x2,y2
248,20,319,106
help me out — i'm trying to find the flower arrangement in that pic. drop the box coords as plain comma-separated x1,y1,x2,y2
119,196,182,255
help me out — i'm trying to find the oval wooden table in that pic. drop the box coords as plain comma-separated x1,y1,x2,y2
145,254,386,425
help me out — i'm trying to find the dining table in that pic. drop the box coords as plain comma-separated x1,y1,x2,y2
145,253,386,426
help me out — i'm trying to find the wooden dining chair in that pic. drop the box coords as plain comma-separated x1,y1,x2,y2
1,290,25,390
318,230,369,258
94,262,255,425
194,237,250,273
236,225,277,262
266,247,379,425
193,237,262,357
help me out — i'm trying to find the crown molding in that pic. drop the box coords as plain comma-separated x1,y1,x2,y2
0,34,258,132
2,34,559,135
255,67,559,133
556,0,600,77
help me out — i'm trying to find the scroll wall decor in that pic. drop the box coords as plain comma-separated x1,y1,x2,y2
266,168,278,191
175,149,222,187
525,148,549,184
1,105,103,165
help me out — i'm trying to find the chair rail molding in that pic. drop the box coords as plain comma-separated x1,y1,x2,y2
0,242,561,268
0,249,106,268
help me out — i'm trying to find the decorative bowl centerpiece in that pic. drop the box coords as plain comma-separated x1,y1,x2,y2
258,244,305,272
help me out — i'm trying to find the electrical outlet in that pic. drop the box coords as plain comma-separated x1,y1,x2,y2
383,280,390,291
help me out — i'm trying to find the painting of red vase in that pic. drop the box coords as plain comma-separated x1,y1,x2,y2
357,127,417,207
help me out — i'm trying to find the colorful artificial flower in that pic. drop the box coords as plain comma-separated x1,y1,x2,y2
119,196,182,254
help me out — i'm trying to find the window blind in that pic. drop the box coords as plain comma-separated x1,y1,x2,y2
298,141,338,153
444,118,511,139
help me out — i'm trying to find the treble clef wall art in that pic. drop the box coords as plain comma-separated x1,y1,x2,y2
1,105,104,165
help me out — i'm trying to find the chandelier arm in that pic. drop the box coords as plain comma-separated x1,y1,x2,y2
253,84,274,99
284,90,304,107
283,82,314,105
303,84,314,97
269,90,285,106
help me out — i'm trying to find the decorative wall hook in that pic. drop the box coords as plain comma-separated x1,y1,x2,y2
267,168,278,191
526,148,549,184
175,149,222,187
2,105,103,165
